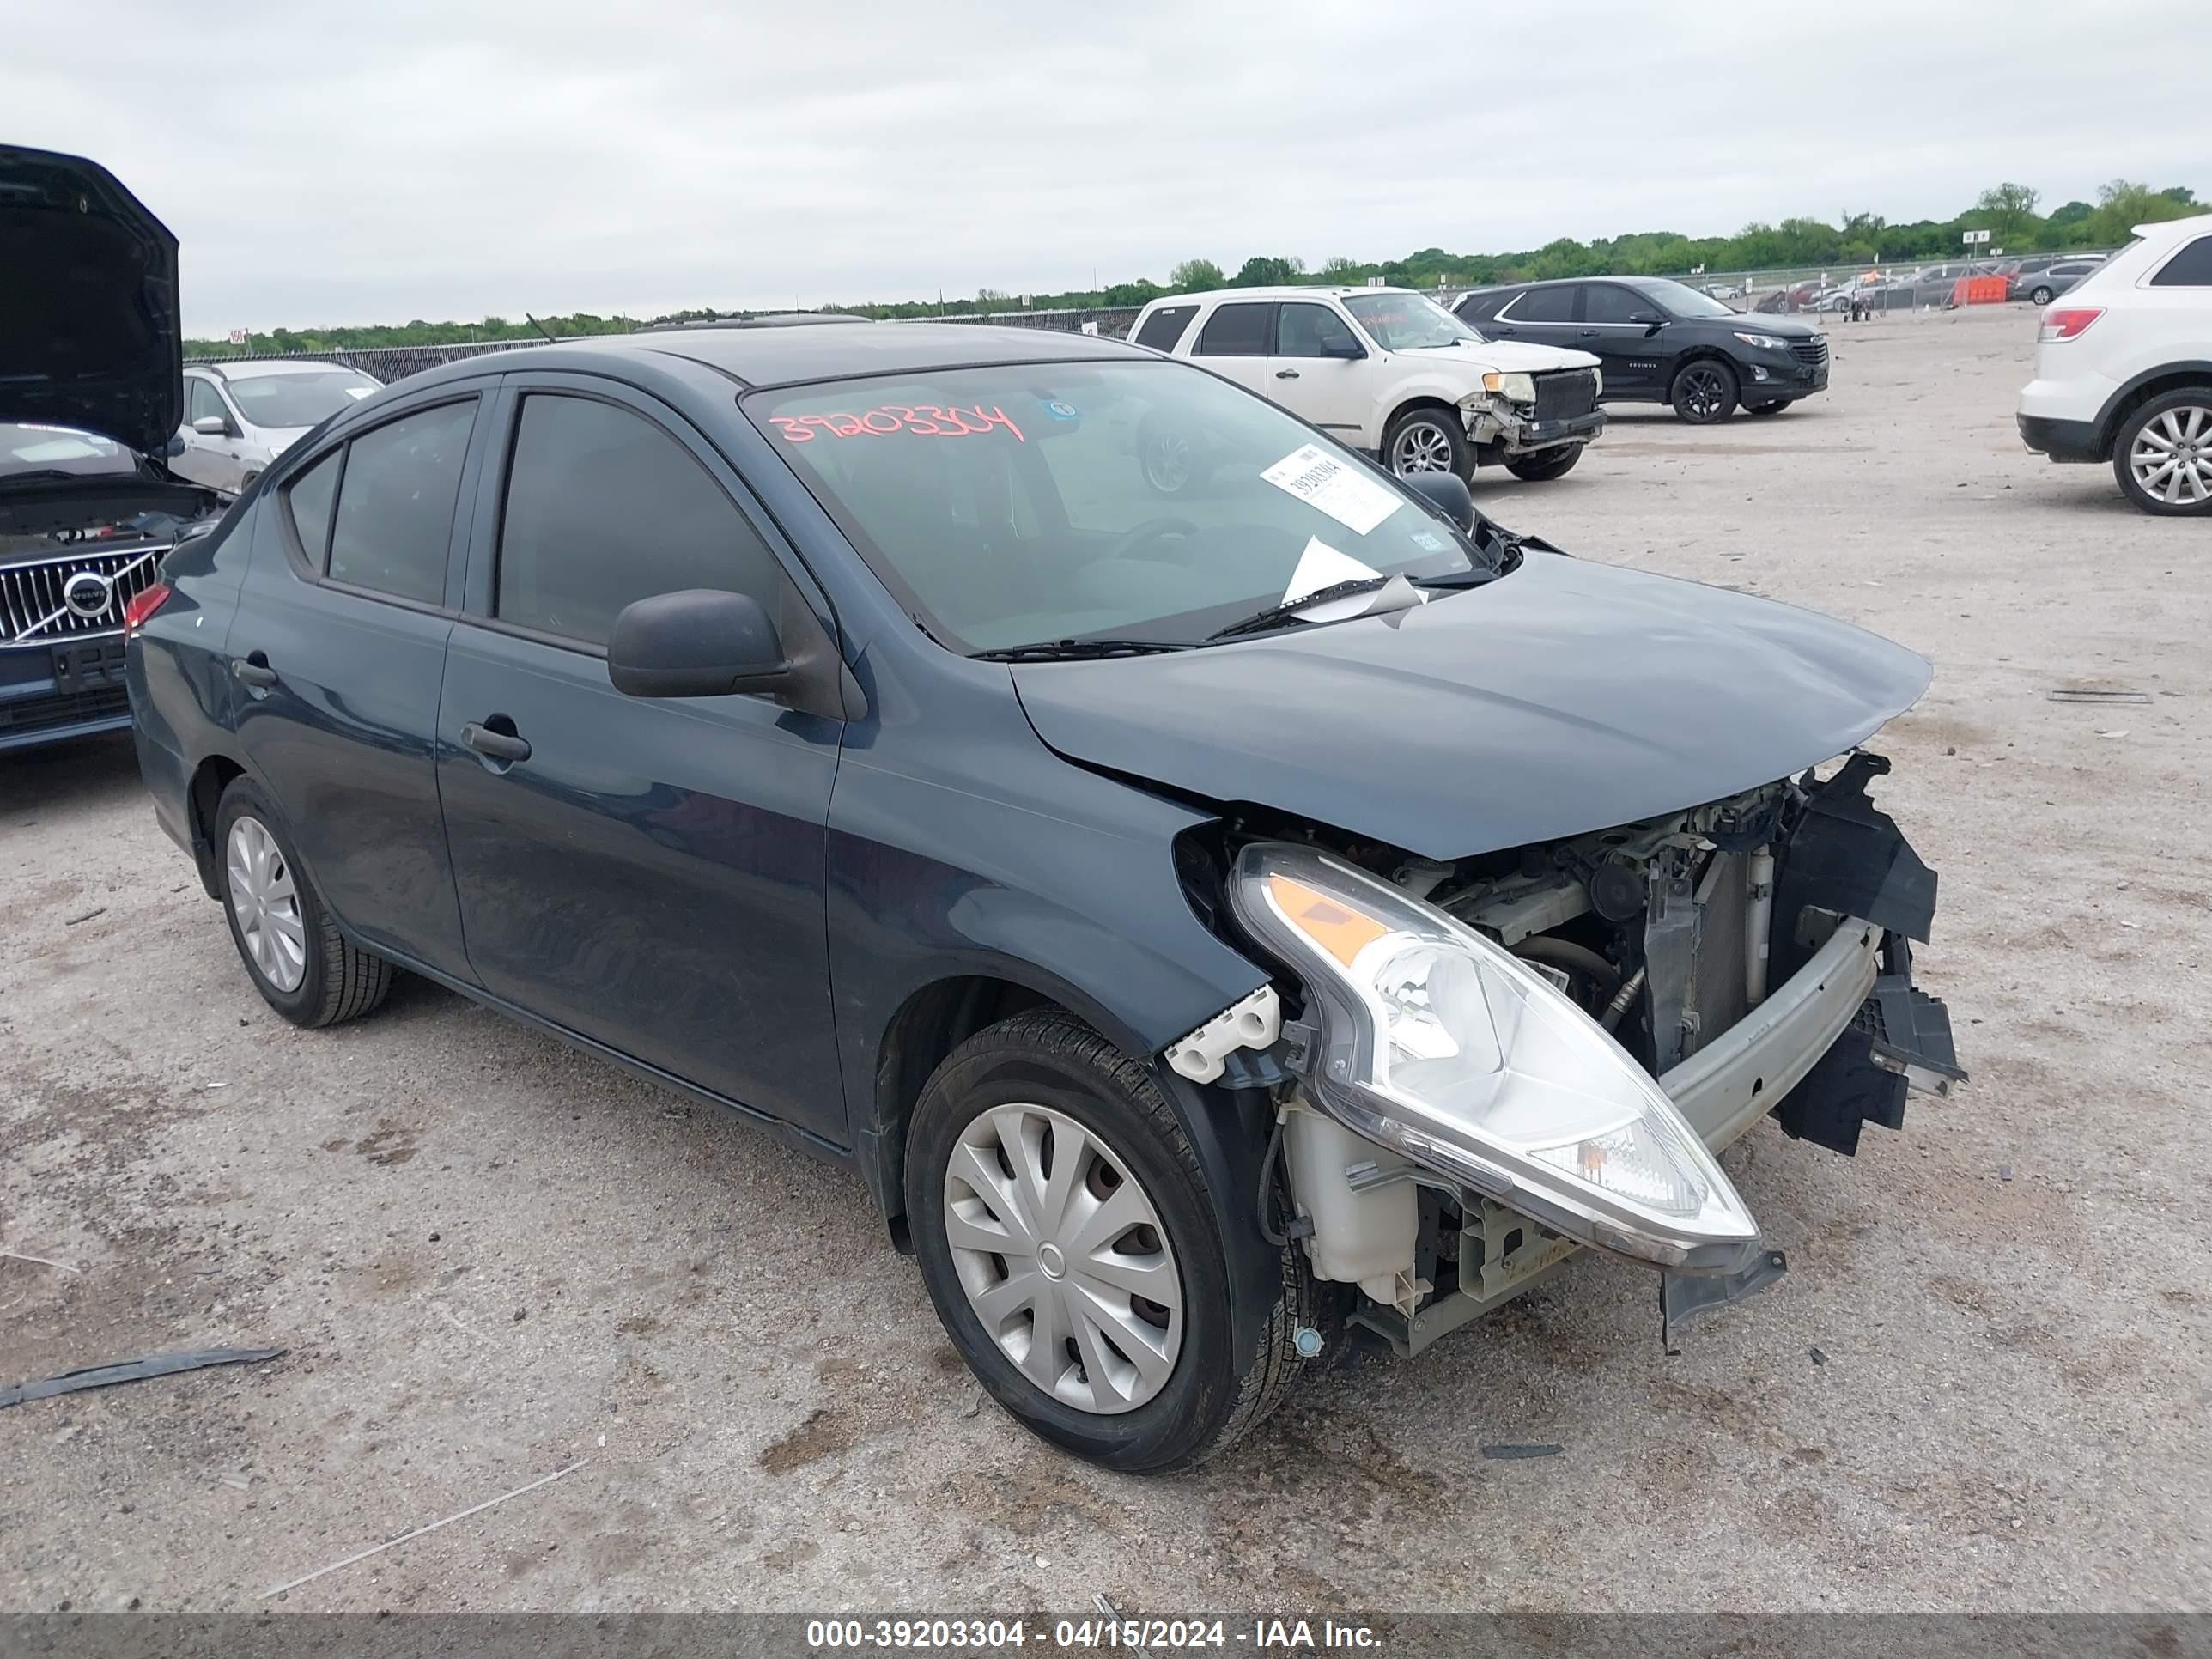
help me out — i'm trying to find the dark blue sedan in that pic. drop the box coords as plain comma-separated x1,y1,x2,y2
124,313,1965,1472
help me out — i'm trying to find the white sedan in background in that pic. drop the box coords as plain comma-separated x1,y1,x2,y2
172,361,382,495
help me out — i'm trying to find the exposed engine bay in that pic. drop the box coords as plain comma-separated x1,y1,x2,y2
1170,751,1965,1355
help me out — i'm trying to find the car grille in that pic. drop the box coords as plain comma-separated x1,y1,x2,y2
1,544,167,648
1533,369,1598,422
0,683,131,738
1790,337,1830,368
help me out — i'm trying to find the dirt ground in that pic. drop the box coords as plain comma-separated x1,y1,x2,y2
3,303,2207,1617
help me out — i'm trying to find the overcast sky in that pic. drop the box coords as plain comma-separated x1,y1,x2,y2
9,0,2205,334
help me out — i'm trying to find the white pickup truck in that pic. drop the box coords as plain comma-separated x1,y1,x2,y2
1126,284,1605,484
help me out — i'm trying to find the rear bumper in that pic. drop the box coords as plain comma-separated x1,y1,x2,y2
2017,410,2106,463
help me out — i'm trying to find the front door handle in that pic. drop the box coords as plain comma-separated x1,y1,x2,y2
460,721,532,764
232,653,277,689
1274,369,1300,380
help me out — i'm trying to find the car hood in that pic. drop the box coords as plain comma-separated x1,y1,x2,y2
0,145,184,456
1010,554,1930,861
1399,341,1602,374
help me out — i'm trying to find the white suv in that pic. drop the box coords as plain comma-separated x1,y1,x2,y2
2015,212,2212,515
173,360,383,495
1127,286,1604,485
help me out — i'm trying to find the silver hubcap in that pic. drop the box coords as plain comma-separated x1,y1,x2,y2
1390,422,1455,475
226,816,307,993
2130,404,2212,506
943,1103,1183,1415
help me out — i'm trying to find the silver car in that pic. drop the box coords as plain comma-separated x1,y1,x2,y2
173,361,382,495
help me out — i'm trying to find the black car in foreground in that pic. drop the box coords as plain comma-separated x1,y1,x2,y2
1,149,225,752
56,149,1966,1472
1457,276,1832,423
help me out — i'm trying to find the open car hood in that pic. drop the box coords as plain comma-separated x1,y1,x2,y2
0,145,184,456
1010,554,1930,861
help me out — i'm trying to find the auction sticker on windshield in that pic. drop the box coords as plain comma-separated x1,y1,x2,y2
1261,443,1402,537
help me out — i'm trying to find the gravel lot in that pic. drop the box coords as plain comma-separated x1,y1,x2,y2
3,303,2207,1617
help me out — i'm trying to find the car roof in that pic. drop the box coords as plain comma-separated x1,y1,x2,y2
1148,286,1416,305
392,321,1148,396
192,358,372,380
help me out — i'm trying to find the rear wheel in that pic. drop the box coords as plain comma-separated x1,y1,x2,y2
907,1011,1317,1473
1504,445,1583,482
2114,389,2212,516
1383,407,1468,479
1745,398,1793,416
2030,284,2056,306
215,778,393,1027
1671,360,1739,424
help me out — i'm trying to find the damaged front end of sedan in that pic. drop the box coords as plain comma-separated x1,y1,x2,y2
1163,751,1964,1356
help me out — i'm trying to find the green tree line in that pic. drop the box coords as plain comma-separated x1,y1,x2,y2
189,179,2201,354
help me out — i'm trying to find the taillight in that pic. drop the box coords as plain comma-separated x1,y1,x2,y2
2039,307,2103,343
123,581,173,637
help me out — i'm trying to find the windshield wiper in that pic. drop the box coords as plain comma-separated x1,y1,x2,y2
971,637,1186,663
1203,576,1398,643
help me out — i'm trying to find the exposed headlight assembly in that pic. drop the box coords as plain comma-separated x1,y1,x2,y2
1229,842,1763,1274
1480,370,1536,403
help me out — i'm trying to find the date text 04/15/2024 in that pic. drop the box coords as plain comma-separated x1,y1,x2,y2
804,1617,1382,1651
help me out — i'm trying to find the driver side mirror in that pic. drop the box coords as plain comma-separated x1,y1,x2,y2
191,415,229,436
1401,470,1474,532
608,589,793,700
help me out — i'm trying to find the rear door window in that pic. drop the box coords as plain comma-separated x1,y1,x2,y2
1194,302,1273,356
2151,237,2212,286
325,400,477,606
495,393,783,648
1506,287,1577,324
1134,304,1200,352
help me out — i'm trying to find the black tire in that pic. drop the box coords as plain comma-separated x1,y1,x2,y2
2030,285,2055,306
1670,359,1739,424
1745,399,1793,416
1504,445,1583,483
214,777,393,1028
2112,388,2212,517
907,1010,1319,1474
1382,406,1469,479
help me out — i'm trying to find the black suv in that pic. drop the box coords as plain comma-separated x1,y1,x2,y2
1456,276,1831,424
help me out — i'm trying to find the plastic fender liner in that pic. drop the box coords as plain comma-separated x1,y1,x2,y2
1771,750,1936,981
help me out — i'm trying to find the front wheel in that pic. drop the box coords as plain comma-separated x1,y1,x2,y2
1383,407,1468,479
1504,445,1584,482
1745,398,1793,416
1137,423,1206,496
2114,389,2212,516
907,1011,1316,1473
1671,360,1739,424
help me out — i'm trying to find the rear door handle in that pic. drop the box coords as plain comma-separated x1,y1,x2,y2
1274,369,1300,380
1577,328,1598,337
232,653,277,688
460,721,532,764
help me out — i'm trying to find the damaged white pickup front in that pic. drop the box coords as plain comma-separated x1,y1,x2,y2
1163,986,1283,1084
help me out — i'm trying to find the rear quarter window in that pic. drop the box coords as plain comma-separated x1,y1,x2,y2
1134,304,1200,353
2150,237,2212,287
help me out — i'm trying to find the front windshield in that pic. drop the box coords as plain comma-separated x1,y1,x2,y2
224,370,381,429
748,360,1491,653
1638,279,1739,319
1342,292,1482,351
0,423,134,477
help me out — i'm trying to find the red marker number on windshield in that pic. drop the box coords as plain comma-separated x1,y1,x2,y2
771,405,1025,443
